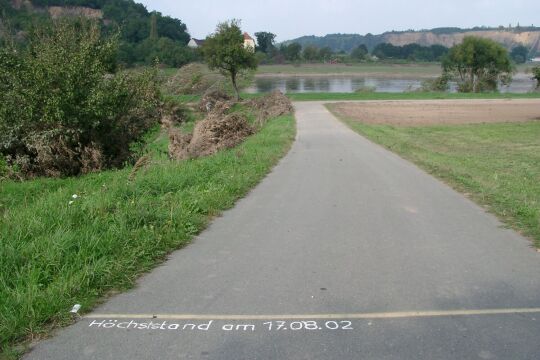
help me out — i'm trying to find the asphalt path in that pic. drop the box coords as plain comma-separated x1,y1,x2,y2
25,101,540,360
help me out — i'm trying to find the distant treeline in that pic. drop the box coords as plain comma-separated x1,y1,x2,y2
0,0,195,67
261,40,528,65
372,43,449,61
393,25,540,35
285,26,540,55
252,37,448,64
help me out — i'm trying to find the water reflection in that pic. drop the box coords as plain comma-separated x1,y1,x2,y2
246,75,536,94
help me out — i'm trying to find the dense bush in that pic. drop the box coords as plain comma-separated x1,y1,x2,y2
420,74,451,92
442,36,513,93
0,19,161,177
533,66,540,89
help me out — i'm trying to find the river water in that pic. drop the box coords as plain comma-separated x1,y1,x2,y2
246,73,537,94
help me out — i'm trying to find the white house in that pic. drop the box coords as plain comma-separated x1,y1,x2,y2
531,57,540,62
188,38,205,49
243,32,255,51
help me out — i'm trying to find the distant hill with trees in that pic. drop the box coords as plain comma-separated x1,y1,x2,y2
284,26,540,59
0,0,194,67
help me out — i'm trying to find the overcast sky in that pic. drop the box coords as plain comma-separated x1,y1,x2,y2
138,0,540,42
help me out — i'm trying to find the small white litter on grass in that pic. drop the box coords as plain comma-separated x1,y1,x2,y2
70,304,81,314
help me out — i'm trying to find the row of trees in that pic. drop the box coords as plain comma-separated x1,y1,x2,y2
372,43,449,61
253,40,449,63
1,0,195,67
250,31,534,65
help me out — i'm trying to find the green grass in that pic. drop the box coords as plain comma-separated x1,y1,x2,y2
288,92,540,101
328,105,540,248
169,92,540,104
0,114,295,356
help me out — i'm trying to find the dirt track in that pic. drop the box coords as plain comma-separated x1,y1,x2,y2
328,99,540,126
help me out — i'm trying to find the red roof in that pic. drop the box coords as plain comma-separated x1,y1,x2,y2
243,32,254,41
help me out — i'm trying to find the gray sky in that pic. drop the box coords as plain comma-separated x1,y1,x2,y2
139,0,540,42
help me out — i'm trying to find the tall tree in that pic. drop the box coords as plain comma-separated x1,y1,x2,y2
254,31,276,53
510,45,529,64
351,44,368,61
532,66,540,89
282,42,301,62
202,20,258,100
319,46,333,61
149,12,158,40
302,45,319,62
442,36,513,92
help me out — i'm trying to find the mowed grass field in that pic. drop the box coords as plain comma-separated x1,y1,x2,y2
328,103,540,248
0,114,295,356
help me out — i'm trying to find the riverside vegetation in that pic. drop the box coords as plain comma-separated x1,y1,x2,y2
0,18,295,357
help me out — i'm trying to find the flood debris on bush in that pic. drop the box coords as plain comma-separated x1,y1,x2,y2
0,19,161,178
167,91,293,161
163,63,253,96
199,89,232,112
163,63,218,95
245,91,295,127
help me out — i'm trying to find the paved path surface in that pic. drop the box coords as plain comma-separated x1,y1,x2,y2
26,102,540,359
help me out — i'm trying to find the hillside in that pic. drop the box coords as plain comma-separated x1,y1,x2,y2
0,0,194,67
286,27,540,56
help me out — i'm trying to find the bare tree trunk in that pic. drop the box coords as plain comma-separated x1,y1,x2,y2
231,72,240,101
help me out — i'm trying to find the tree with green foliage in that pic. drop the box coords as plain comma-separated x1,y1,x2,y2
532,66,540,89
442,36,513,92
351,44,368,61
319,46,333,61
202,20,258,100
1,0,192,67
281,42,302,62
254,31,276,53
302,45,319,62
510,45,529,64
149,12,158,39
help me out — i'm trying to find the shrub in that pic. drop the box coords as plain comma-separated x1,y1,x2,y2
420,74,451,92
533,66,540,89
0,19,161,177
442,37,513,93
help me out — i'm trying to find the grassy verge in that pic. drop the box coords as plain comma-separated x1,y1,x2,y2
0,114,295,356
288,92,540,101
328,105,540,248
169,92,540,104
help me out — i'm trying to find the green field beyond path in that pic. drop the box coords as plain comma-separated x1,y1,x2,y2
328,104,540,248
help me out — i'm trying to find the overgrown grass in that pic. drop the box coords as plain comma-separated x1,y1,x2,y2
0,114,295,355
329,106,540,248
